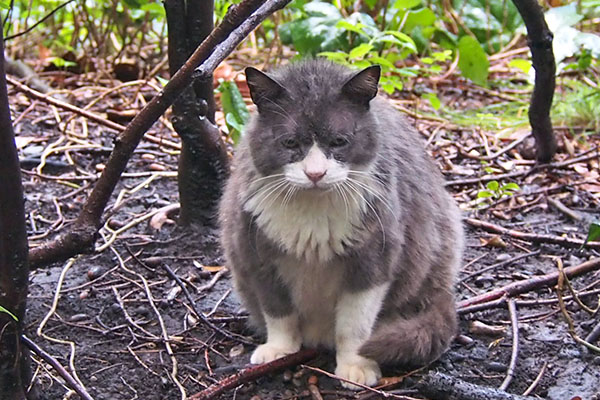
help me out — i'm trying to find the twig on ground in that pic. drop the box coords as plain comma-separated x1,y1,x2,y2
446,146,599,187
188,349,319,400
465,218,600,250
546,197,582,221
522,361,546,396
460,251,540,283
457,257,600,310
585,320,600,344
555,257,600,354
416,372,537,400
197,268,228,292
36,258,89,395
499,299,519,391
21,335,94,400
159,262,254,345
301,365,412,399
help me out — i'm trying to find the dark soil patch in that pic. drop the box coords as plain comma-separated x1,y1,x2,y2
11,71,600,400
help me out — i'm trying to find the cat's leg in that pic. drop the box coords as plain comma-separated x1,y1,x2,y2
334,283,389,390
247,266,302,364
250,313,301,363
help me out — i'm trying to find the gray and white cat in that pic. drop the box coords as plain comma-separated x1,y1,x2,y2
219,60,463,389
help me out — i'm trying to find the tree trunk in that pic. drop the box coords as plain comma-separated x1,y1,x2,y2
0,20,34,400
165,0,230,226
512,0,557,162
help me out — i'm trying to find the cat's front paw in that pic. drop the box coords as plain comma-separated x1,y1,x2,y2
335,354,381,390
250,343,300,364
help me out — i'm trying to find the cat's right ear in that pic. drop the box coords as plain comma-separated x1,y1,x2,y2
342,65,381,107
245,67,286,110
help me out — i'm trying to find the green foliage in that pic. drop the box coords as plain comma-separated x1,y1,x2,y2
553,80,600,133
477,181,520,200
0,305,18,322
217,80,249,145
457,36,489,86
583,222,600,247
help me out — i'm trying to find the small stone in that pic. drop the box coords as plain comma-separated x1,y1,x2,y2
282,370,293,382
250,395,261,400
455,334,474,346
293,370,304,379
495,253,512,262
141,153,156,161
486,361,507,372
87,266,102,281
308,375,318,385
229,344,245,358
79,289,90,300
142,257,162,267
69,313,88,322
149,163,166,171
592,357,600,366
292,378,302,387
107,218,124,229
90,375,97,382
95,163,105,172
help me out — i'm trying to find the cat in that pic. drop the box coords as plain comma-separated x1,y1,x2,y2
219,59,463,389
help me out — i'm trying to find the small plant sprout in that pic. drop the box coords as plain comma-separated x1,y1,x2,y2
477,180,520,200
0,305,18,322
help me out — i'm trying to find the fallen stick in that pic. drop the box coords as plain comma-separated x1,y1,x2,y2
188,349,319,400
22,335,94,400
458,257,600,309
465,218,600,250
416,372,537,400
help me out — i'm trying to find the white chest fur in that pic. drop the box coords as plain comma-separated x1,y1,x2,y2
244,186,366,262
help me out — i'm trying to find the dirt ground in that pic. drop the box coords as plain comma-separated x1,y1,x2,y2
10,69,600,400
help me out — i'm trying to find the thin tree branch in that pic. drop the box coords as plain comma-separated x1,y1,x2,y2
499,299,519,391
465,218,600,250
28,0,291,268
458,257,600,310
188,349,319,400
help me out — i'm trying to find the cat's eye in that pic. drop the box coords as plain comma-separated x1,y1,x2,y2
330,137,349,147
281,138,299,149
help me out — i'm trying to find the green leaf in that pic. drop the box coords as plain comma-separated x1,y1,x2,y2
217,81,249,145
393,0,421,9
509,59,532,74
486,180,499,192
500,182,520,192
0,305,18,321
349,43,374,59
424,92,441,110
402,8,436,33
477,190,493,198
458,36,489,86
583,222,600,247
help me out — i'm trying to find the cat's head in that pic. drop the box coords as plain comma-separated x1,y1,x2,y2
244,61,381,191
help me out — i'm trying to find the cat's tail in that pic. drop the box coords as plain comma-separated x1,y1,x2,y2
360,289,457,366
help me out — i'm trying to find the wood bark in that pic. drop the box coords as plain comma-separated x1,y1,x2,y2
28,0,278,268
165,0,230,226
0,19,34,400
511,0,557,162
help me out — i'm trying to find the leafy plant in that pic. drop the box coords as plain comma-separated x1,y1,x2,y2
477,180,520,200
457,36,489,86
0,305,18,322
217,80,249,145
583,222,600,247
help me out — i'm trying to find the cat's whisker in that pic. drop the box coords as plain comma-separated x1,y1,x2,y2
246,178,287,201
249,173,286,186
344,180,386,250
250,179,289,213
346,177,396,218
335,183,350,220
347,170,388,187
260,98,298,128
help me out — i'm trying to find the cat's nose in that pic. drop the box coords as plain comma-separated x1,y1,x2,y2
304,170,326,183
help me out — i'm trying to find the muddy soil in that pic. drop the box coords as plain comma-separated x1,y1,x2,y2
11,73,600,400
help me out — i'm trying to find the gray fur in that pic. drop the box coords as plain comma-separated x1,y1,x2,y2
219,59,463,367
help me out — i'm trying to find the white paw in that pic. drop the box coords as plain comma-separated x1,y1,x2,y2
250,343,300,364
335,355,381,390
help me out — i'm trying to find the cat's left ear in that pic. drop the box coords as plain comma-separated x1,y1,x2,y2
342,65,381,107
245,67,286,110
